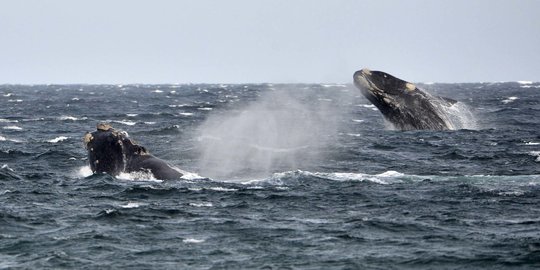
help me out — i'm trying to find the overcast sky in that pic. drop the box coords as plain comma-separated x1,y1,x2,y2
0,0,538,83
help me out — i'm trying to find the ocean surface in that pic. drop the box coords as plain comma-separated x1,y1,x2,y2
1,82,539,269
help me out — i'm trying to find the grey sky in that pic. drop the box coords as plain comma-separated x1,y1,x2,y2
1,0,539,83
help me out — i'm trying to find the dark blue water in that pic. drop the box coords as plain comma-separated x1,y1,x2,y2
1,82,539,269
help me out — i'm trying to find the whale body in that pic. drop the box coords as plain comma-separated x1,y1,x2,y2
353,68,457,130
83,123,183,180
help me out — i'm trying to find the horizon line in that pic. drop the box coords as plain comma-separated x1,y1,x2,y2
0,80,537,86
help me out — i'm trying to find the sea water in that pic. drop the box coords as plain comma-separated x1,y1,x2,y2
0,82,539,268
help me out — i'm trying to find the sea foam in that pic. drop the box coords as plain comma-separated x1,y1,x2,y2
47,136,69,143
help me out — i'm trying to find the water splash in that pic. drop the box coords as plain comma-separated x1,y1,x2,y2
76,166,93,177
438,102,478,130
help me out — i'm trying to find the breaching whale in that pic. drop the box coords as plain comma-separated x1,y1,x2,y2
353,68,457,130
83,123,183,180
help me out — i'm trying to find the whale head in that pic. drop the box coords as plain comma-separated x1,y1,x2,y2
353,68,453,130
83,123,147,176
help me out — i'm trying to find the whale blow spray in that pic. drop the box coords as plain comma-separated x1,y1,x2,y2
196,86,352,180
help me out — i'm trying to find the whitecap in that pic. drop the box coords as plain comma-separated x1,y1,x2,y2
352,119,365,123
3,93,13,97
377,170,405,177
0,136,22,143
502,97,518,104
312,172,369,181
498,191,525,196
58,115,85,121
293,170,406,185
0,119,18,123
3,126,22,131
144,122,156,125
1,164,14,171
179,112,194,116
152,89,163,93
126,113,138,117
182,238,205,244
47,136,69,143
297,218,332,224
172,104,190,108
346,133,362,137
247,170,395,185
524,142,540,146
197,107,213,111
208,187,238,192
312,172,395,184
120,202,142,208
189,202,213,207
529,151,540,162
520,85,540,89
8,99,23,103
517,81,533,85
113,120,137,126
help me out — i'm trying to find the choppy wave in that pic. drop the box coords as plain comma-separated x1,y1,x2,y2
112,120,137,126
243,170,540,188
2,126,22,131
58,115,87,121
0,118,18,123
47,136,69,143
502,96,519,104
1,83,539,269
0,135,23,143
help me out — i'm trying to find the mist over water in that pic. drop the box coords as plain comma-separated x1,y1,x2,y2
196,86,351,180
194,84,478,179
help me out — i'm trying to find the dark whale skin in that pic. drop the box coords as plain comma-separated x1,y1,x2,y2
353,68,456,131
84,123,183,180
